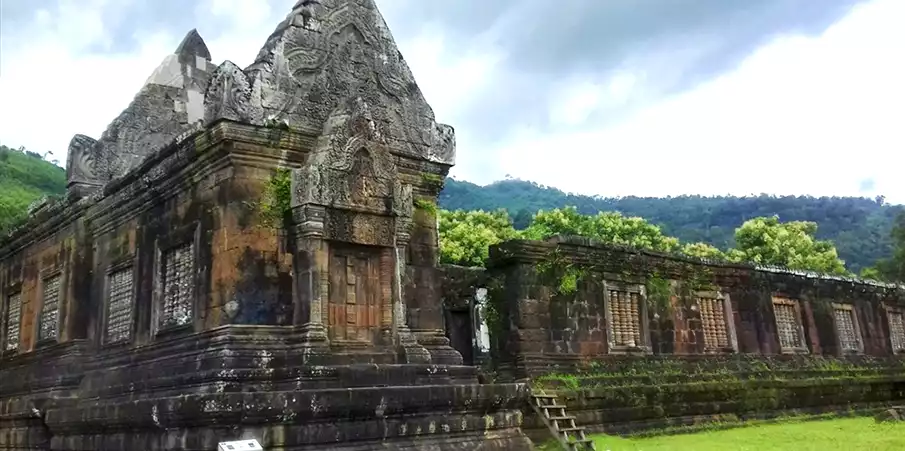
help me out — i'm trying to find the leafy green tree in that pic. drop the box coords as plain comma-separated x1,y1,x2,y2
862,211,905,282
438,178,901,272
726,216,848,275
438,209,518,267
680,242,727,260
521,206,680,253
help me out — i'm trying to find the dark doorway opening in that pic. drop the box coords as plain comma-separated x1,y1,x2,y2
445,309,474,366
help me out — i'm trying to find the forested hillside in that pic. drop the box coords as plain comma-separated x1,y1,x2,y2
0,145,898,273
439,178,902,272
0,145,66,232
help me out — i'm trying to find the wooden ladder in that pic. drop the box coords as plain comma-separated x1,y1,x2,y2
530,389,595,451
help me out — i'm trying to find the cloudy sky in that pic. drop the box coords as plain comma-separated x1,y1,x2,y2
1,0,903,202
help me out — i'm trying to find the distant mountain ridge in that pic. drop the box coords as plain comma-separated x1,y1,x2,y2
0,146,896,272
438,178,902,272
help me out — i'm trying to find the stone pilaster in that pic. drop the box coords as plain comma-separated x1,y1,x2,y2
290,204,329,347
393,216,431,363
390,182,431,363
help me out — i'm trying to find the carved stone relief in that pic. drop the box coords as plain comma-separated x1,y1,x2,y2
888,309,905,353
204,61,263,124
208,0,456,165
292,96,397,214
89,29,216,182
66,134,101,188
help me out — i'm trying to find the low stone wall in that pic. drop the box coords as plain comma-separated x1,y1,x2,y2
486,237,905,381
529,355,905,434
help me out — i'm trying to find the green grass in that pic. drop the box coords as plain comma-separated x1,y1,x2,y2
545,418,905,451
0,145,66,233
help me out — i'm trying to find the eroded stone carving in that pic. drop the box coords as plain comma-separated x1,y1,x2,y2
204,61,263,123
65,134,101,193
208,0,456,165
292,96,397,211
92,29,216,182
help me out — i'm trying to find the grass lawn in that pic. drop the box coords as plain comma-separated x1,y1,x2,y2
566,418,905,451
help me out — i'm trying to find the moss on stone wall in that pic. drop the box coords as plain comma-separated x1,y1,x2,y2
531,355,905,433
420,173,445,191
414,198,438,217
259,168,292,228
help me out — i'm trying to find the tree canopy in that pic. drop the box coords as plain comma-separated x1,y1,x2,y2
438,209,518,267
520,206,680,252
439,206,852,276
439,178,902,272
725,216,847,275
861,211,905,282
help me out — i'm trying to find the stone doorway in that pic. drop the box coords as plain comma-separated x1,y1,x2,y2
445,308,475,366
327,243,383,344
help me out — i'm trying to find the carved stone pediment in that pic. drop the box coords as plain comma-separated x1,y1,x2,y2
213,0,456,165
292,96,401,214
89,29,216,182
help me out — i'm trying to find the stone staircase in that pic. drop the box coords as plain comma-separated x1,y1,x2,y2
530,389,596,451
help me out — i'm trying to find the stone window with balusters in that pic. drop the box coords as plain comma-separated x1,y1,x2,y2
772,296,808,353
832,303,862,354
604,282,650,353
105,266,135,344
157,241,195,332
887,306,905,354
697,291,737,352
38,273,62,342
4,291,21,352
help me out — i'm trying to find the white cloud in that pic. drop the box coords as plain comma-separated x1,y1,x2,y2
493,0,905,202
0,0,173,163
1,0,902,205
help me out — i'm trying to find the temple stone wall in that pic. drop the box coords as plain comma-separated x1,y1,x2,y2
483,236,905,432
0,123,533,450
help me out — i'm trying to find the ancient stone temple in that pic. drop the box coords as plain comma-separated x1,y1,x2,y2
0,1,532,449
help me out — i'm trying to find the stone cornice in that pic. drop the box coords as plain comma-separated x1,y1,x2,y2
0,120,316,255
489,236,905,298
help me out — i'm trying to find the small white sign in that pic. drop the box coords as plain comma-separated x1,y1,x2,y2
218,439,263,451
